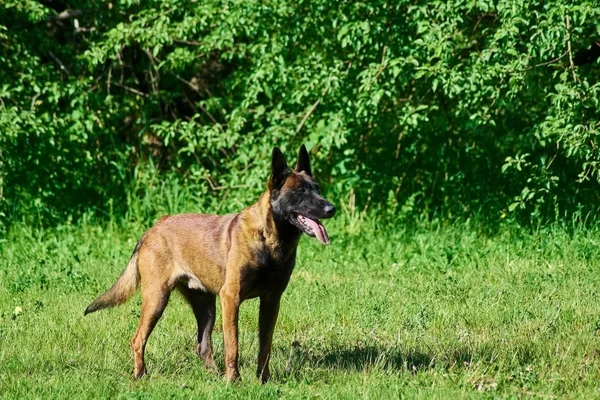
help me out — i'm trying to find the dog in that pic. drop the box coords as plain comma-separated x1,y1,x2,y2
84,145,336,383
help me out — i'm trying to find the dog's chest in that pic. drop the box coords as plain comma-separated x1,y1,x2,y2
241,247,297,299
241,263,295,299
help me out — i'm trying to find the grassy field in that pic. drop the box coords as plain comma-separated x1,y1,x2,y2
2,217,600,398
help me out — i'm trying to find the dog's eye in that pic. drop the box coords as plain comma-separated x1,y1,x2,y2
298,187,307,193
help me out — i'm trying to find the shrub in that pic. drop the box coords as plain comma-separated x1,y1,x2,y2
1,0,599,225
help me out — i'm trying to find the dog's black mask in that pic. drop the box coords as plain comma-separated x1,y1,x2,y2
269,145,336,244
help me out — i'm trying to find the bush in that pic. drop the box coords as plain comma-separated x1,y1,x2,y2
1,0,599,226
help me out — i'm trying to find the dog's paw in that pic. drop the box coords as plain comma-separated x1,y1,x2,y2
133,366,147,380
225,369,241,383
257,366,271,384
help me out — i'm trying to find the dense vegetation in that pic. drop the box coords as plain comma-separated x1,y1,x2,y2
2,0,600,227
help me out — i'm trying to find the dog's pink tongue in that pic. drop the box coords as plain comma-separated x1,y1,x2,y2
304,217,330,245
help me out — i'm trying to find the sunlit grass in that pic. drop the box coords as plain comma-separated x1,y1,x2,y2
2,217,600,398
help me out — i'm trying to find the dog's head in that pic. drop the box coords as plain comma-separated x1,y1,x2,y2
269,145,336,244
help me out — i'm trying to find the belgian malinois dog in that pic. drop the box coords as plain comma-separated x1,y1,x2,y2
84,145,336,383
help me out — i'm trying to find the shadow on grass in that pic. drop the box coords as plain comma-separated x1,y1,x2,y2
279,341,535,380
279,344,436,380
312,345,435,372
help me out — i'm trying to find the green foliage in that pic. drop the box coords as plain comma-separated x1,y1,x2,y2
1,0,600,225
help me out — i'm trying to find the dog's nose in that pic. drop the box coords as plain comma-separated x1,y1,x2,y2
323,203,336,218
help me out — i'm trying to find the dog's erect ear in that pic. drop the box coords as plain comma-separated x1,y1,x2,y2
270,147,289,189
294,144,312,176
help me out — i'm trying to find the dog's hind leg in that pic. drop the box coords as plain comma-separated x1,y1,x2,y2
179,287,219,373
130,283,170,379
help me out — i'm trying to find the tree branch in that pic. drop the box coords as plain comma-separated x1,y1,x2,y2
46,9,83,22
113,82,148,97
565,14,579,82
48,51,70,76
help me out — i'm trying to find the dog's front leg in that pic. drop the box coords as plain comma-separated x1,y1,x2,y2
257,293,282,383
220,288,241,382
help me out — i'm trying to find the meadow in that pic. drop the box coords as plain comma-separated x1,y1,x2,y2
2,215,600,399
3,1,600,398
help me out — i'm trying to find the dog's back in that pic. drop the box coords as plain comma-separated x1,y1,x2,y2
141,213,237,292
85,213,238,314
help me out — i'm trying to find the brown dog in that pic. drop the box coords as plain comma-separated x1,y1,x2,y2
84,145,336,383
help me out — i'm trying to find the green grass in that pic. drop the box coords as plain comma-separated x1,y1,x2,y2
2,217,600,398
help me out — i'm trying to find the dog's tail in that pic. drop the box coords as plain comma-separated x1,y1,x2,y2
84,239,143,316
